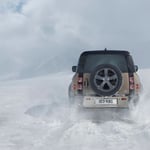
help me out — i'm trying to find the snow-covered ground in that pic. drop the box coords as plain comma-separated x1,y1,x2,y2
0,70,150,150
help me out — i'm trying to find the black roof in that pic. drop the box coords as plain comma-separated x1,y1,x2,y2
80,50,130,57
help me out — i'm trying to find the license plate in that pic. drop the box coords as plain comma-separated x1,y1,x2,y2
95,98,117,105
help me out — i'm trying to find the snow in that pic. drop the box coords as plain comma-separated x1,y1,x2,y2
0,70,150,150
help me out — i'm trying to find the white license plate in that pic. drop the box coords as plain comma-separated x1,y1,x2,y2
95,98,117,105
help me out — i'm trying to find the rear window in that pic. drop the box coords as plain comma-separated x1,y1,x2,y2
78,54,128,73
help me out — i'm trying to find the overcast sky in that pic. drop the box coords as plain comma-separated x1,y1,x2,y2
0,0,150,78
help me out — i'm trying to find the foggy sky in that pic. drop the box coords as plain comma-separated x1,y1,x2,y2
0,0,150,78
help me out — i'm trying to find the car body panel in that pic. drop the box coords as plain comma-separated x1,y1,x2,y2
69,50,141,109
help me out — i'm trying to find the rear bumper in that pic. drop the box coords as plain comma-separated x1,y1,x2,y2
74,96,129,108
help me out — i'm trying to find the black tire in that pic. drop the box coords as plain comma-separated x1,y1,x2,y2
90,64,122,96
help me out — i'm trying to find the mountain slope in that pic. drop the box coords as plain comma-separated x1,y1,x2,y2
0,70,150,150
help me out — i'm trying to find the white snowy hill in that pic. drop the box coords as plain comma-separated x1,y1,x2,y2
0,69,150,150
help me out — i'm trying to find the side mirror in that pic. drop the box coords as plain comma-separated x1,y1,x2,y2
135,65,138,72
72,66,77,72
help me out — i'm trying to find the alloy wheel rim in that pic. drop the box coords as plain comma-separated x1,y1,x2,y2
94,68,119,92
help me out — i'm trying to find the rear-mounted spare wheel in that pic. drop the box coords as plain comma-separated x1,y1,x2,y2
90,64,122,96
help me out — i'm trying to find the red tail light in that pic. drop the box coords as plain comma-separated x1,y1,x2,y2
129,77,134,83
135,84,140,90
121,97,127,101
73,84,76,90
129,76,135,90
77,76,83,90
78,77,83,83
72,76,83,91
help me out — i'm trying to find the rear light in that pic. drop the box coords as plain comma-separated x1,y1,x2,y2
78,77,83,83
121,97,127,101
129,76,135,90
77,76,83,91
73,84,76,90
72,76,83,91
129,77,134,83
135,84,140,90
130,84,135,90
